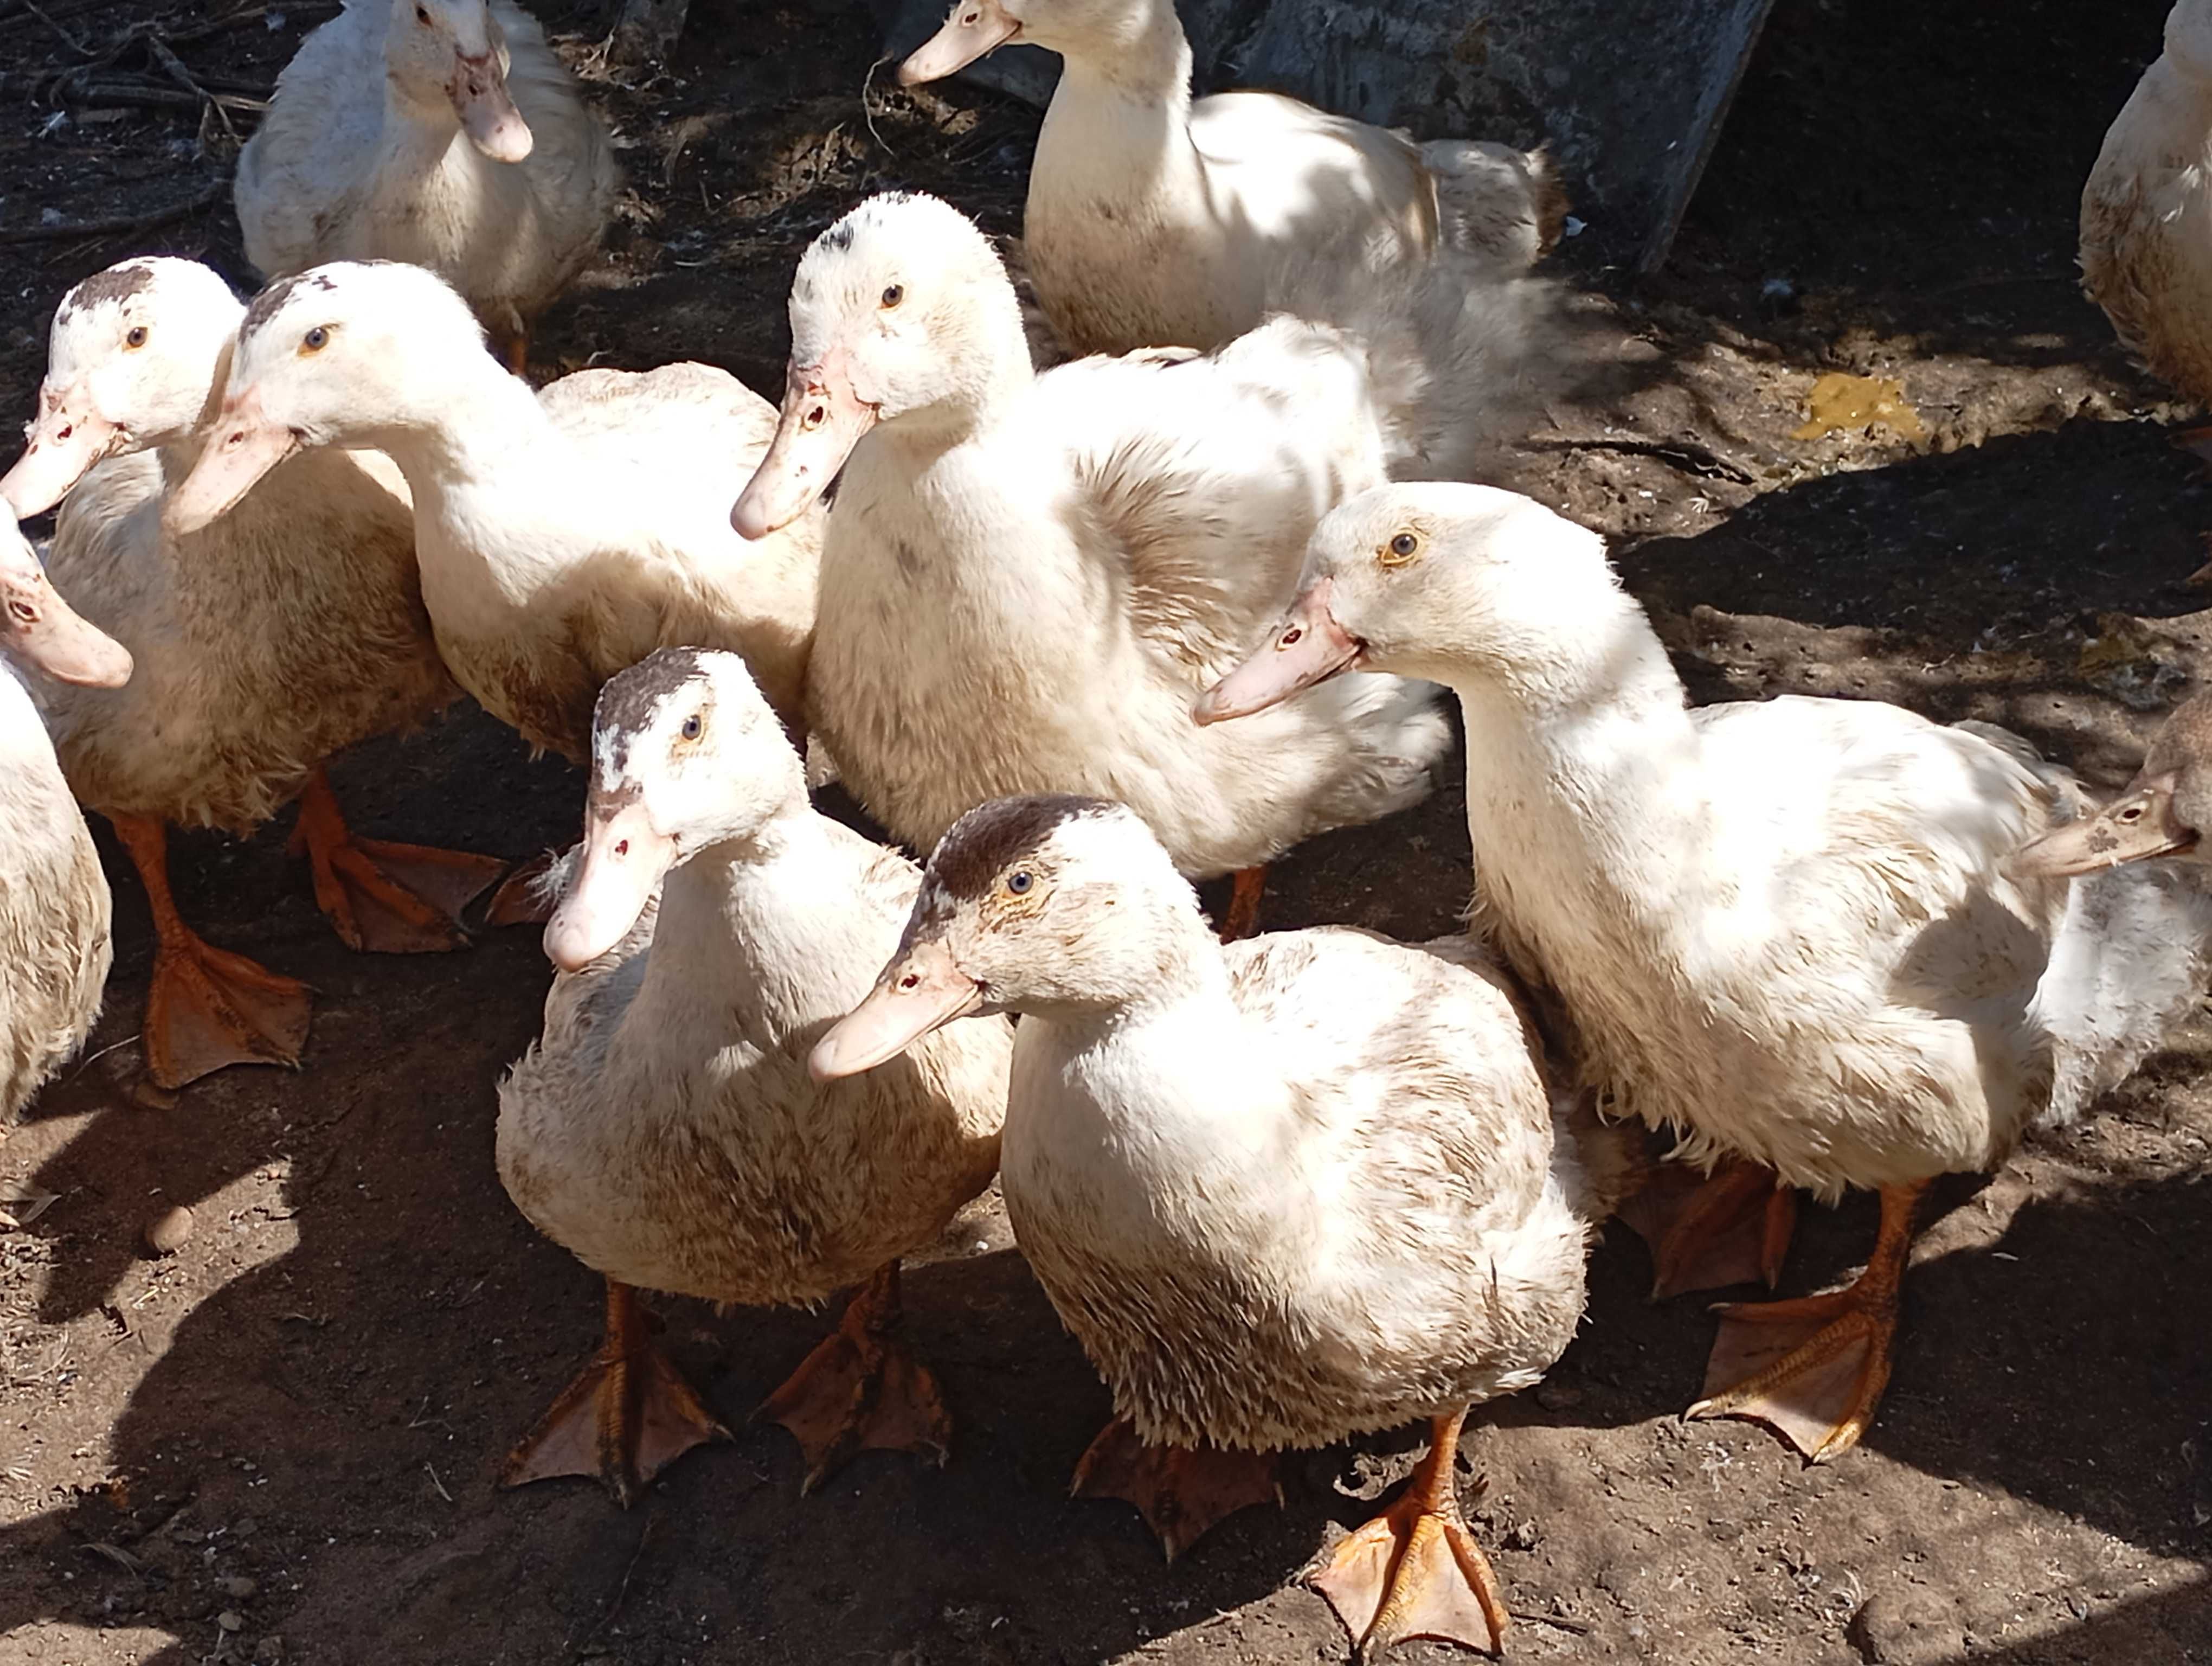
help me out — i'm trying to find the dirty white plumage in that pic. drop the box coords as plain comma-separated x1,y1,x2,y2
1,258,451,836
236,0,618,356
749,191,1449,877
2081,0,2212,405
497,648,1009,1311
1226,483,2212,1197
172,261,820,762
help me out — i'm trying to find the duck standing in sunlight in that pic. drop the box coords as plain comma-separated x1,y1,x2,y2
495,649,1010,1504
0,504,132,1126
814,794,1637,1658
898,0,1564,357
1198,482,2212,1464
731,191,1449,937
2082,0,2212,450
1,258,501,1091
168,261,821,770
236,0,618,372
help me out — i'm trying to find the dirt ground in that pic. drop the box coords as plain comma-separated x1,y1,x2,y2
2,0,2210,1662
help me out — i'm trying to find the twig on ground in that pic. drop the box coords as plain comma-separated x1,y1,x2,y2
0,174,226,244
1530,433,1756,484
18,0,91,54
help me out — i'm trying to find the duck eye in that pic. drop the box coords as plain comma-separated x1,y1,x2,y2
1005,869,1033,895
1381,530,1422,565
680,714,703,741
415,4,433,23
301,325,330,353
124,325,148,349
880,284,904,309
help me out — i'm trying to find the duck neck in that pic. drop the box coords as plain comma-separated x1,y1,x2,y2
377,46,472,189
1037,7,1205,208
1445,596,1715,981
635,803,884,1037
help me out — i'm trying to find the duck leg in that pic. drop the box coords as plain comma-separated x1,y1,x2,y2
1309,1408,1510,1660
290,766,505,953
484,847,566,927
1070,1417,1282,1563
755,1261,953,1494
502,1279,731,1508
1686,1180,1926,1464
1619,1156,1798,1299
113,813,313,1091
1217,865,1267,940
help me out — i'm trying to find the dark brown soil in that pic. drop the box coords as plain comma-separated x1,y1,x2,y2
2,1,2210,1663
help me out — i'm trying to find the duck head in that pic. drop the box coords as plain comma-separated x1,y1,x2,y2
732,191,1028,539
168,262,481,535
1195,482,1615,723
0,503,132,688
541,648,807,972
385,0,533,162
2,258,243,517
898,0,1165,84
811,794,1205,1078
2010,691,2212,877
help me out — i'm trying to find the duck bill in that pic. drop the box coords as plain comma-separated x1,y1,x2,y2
730,361,876,539
898,0,1022,86
1192,578,1364,725
0,563,133,687
2,386,119,517
542,800,678,972
452,50,533,162
2008,786,2196,878
809,940,984,1081
165,396,299,536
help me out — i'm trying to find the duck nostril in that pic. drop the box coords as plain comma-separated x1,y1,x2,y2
899,973,919,990
1281,626,1303,646
613,838,629,856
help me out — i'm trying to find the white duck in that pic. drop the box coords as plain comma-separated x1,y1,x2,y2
815,794,1636,1655
0,505,132,1125
1198,482,2212,1464
731,191,1449,935
899,0,1565,361
0,257,499,1091
496,648,1009,1504
168,260,821,766
236,0,619,371
2082,0,2212,433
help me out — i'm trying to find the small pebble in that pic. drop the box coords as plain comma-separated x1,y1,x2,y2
254,1637,285,1663
217,1610,244,1633
220,1574,258,1600
142,1205,194,1257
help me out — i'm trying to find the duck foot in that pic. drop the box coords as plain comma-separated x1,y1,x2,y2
292,768,504,953
1071,1418,1281,1562
1217,865,1267,940
503,1279,730,1508
1618,1155,1797,1299
1310,1409,1508,1661
756,1261,951,1494
113,813,312,1090
1686,1181,1925,1464
484,849,564,927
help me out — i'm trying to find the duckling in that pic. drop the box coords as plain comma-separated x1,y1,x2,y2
168,261,820,765
0,257,500,1090
2083,0,2212,446
496,649,1010,1504
237,0,618,371
1,504,131,1126
814,794,1633,1656
1198,482,2212,1464
732,191,1448,936
898,0,1564,358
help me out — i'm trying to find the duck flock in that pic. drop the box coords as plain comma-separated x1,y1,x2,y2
5,0,2212,1656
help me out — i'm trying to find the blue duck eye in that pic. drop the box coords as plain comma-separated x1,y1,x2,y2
1006,870,1033,894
